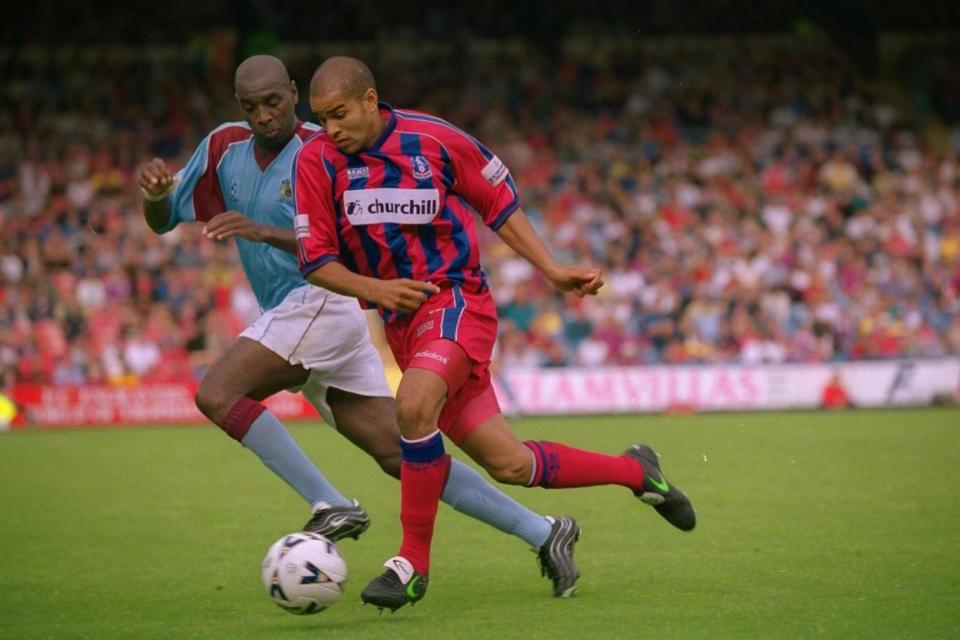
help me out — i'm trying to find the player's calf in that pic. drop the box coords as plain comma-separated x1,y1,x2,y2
478,448,532,485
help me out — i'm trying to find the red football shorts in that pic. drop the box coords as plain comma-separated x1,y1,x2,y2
384,285,501,445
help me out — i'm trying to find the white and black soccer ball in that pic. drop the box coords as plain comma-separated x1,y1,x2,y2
261,532,347,614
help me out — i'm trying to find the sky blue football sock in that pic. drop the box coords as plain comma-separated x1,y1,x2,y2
241,410,351,508
442,459,551,548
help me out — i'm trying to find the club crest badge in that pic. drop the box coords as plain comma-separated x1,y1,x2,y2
410,155,432,180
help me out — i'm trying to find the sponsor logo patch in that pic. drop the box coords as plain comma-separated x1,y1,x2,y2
415,320,435,337
391,558,414,583
413,350,449,365
481,155,509,186
294,214,310,239
342,188,441,226
347,166,369,181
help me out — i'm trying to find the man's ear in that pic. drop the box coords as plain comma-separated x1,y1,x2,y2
363,87,379,112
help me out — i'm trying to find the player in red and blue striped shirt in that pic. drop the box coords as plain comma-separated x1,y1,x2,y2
139,57,592,596
295,101,516,317
295,56,697,612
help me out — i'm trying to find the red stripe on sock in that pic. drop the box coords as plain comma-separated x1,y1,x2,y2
529,441,645,490
223,397,266,442
397,454,451,575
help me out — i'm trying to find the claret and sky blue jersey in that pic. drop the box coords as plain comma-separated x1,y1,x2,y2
294,103,521,321
161,120,322,311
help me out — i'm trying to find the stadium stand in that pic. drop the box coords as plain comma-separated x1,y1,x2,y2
2,33,959,387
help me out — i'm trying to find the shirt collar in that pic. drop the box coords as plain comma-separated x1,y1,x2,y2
366,102,397,152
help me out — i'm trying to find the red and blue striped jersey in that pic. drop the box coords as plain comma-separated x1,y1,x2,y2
294,103,520,321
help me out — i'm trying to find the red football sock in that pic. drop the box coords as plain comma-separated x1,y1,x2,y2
523,440,645,490
397,432,451,575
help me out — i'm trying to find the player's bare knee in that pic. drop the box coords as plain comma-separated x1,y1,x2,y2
194,385,230,425
394,394,435,439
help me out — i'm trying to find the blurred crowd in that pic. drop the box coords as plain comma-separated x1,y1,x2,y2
2,35,960,386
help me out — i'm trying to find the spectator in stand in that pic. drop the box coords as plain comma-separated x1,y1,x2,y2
0,381,17,429
0,37,958,387
821,371,852,410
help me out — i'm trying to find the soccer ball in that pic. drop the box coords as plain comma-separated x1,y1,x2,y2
261,532,347,614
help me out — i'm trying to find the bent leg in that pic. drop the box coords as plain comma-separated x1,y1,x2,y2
455,385,697,532
195,337,308,427
459,412,537,484
195,337,350,507
326,388,401,478
460,410,645,490
327,386,550,547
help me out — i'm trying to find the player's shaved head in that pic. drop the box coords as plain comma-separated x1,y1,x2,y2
233,55,298,151
309,56,376,100
308,56,383,154
235,55,291,93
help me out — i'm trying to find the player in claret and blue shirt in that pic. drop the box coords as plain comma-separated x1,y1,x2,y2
137,55,583,597
294,56,698,612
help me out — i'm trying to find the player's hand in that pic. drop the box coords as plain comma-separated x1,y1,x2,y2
203,211,266,242
547,265,605,297
138,158,175,199
370,279,441,313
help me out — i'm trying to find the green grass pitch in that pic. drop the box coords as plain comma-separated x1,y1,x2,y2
2,408,959,639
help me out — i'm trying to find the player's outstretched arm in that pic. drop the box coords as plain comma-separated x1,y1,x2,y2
305,262,439,313
202,211,297,254
495,208,604,297
137,158,176,234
